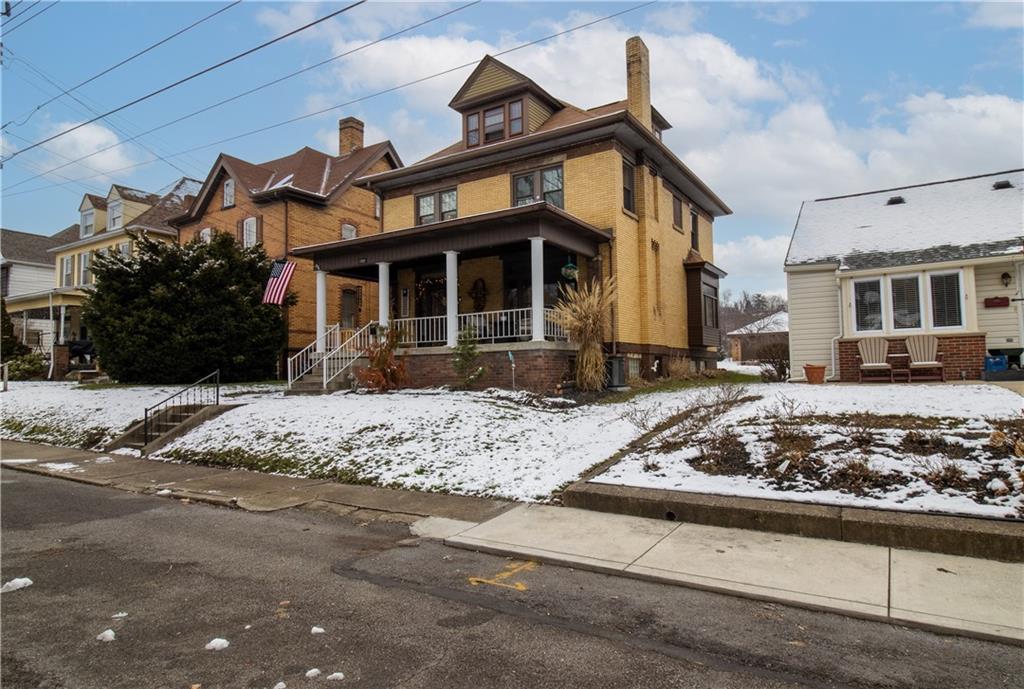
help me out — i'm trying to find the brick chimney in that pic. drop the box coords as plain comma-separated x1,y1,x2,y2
625,36,652,131
338,117,364,155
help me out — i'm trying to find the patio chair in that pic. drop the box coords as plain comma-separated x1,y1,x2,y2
906,335,945,382
857,337,893,383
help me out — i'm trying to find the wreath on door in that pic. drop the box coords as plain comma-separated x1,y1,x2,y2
470,278,488,312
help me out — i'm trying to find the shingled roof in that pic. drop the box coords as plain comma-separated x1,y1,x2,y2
127,177,203,233
1,225,80,265
786,170,1024,271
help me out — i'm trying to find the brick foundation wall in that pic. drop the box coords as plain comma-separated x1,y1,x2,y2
837,334,986,382
397,347,575,394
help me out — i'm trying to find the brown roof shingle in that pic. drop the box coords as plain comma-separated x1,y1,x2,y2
1,225,79,265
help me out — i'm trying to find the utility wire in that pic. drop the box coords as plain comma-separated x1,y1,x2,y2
3,0,58,35
4,0,36,23
3,0,657,198
3,1,242,131
2,0,482,190
3,0,366,161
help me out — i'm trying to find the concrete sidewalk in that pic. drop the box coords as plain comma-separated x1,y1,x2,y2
0,440,508,523
446,504,1024,643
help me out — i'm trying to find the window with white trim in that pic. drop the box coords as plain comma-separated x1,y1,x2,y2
79,252,92,286
61,256,74,287
118,241,132,257
223,178,235,207
199,228,212,244
930,272,963,328
242,217,258,248
889,275,922,330
341,223,357,240
108,200,123,230
853,278,884,332
80,210,95,238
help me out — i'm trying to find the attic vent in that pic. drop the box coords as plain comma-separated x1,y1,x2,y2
886,196,906,206
993,180,1014,190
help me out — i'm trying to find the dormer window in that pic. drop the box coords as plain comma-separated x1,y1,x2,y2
80,210,95,238
465,98,525,147
108,200,123,230
223,178,235,208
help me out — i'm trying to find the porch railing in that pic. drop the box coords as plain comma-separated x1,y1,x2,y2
543,308,568,341
323,321,378,387
287,323,341,386
391,308,569,346
394,315,446,346
143,370,219,445
458,308,532,343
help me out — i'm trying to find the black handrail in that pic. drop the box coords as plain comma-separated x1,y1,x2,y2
143,370,220,446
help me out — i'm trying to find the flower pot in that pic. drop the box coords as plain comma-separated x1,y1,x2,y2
803,364,826,385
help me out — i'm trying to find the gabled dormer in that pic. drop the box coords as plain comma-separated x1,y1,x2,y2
78,194,107,239
105,184,160,231
448,56,565,149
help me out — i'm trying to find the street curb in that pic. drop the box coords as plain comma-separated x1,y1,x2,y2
562,482,1024,563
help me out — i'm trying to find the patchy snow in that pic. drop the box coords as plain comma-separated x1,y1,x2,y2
326,672,345,681
204,638,229,651
718,359,764,376
40,462,83,473
593,383,1024,519
306,669,321,679
272,683,287,689
155,489,173,496
311,626,325,634
94,456,115,464
1,577,33,593
0,458,37,465
112,612,128,619
786,170,1023,267
96,629,116,642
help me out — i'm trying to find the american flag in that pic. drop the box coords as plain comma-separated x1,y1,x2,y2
262,260,296,305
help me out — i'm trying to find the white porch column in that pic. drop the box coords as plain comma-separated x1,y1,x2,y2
445,250,459,347
58,305,66,344
378,262,391,327
530,236,545,342
315,269,327,353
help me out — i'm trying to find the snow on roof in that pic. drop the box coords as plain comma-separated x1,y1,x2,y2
786,170,1024,271
156,177,203,203
727,311,789,336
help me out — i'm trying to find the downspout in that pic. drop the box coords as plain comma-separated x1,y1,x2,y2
828,274,844,381
47,291,55,380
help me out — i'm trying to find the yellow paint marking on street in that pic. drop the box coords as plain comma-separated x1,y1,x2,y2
468,560,538,591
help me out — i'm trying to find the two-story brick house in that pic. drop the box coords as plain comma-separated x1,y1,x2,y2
291,37,730,392
170,118,401,357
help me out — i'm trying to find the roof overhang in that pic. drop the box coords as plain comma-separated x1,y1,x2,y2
684,255,727,278
357,111,730,217
47,226,173,253
292,203,611,277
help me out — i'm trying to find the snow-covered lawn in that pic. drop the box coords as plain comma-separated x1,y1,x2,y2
594,383,1024,520
3,380,1022,516
717,359,764,376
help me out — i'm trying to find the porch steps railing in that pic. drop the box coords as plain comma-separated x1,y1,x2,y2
323,321,378,388
287,323,341,386
139,370,220,447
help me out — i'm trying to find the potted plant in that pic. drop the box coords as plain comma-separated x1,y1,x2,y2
803,363,826,385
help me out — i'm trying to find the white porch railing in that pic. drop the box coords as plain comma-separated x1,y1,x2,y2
323,321,378,387
287,323,341,386
391,308,569,346
393,315,446,346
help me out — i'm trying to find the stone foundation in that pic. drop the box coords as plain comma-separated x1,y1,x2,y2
837,334,986,382
397,342,576,394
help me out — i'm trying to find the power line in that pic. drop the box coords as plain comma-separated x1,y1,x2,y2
3,0,367,162
3,1,657,198
3,1,242,131
2,0,483,190
4,0,36,22
3,0,58,35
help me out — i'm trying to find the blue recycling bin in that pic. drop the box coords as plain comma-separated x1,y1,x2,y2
985,355,1008,373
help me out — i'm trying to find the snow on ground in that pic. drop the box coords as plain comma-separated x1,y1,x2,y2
717,359,764,376
96,629,116,642
205,638,229,651
0,381,284,449
1,577,33,593
593,383,1024,520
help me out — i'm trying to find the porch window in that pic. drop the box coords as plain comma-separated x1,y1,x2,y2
690,210,699,250
466,113,480,147
622,160,636,213
672,195,683,229
483,106,504,143
509,99,524,136
80,210,95,238
854,278,884,332
930,272,963,328
416,189,457,225
512,166,563,208
223,178,235,207
702,282,719,328
890,275,922,329
108,200,123,230
61,256,74,286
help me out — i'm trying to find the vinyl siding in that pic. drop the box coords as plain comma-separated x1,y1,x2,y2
975,262,1021,349
4,263,53,297
459,62,521,102
787,269,840,380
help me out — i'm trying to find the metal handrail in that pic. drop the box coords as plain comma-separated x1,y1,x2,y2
322,321,377,388
287,323,341,386
143,370,220,445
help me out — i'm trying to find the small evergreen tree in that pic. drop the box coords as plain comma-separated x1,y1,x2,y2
1,298,30,362
83,232,289,383
451,326,484,388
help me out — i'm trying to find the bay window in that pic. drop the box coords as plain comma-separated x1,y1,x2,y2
930,272,963,328
853,278,884,332
890,275,922,329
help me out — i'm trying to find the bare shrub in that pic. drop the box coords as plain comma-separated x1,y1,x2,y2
355,328,406,392
900,430,970,459
692,430,750,476
913,456,970,492
825,457,898,495
620,402,663,433
666,356,693,380
641,458,661,473
847,412,883,451
755,340,790,382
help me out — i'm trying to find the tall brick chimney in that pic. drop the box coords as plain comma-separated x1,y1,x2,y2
625,36,652,131
338,117,364,155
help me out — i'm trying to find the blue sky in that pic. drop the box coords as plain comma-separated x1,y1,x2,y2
2,1,1022,295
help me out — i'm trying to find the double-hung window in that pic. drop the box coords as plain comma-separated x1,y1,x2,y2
622,160,636,213
508,100,524,136
242,217,258,248
466,113,480,147
79,252,92,286
690,210,700,250
853,278,884,332
465,99,525,147
118,241,132,257
223,179,235,208
199,228,212,244
483,106,505,143
889,275,922,330
416,189,457,225
702,282,719,328
512,166,563,208
61,256,74,287
930,272,963,329
672,195,683,229
108,200,123,230
80,210,95,238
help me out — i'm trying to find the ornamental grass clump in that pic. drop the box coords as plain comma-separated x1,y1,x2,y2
553,276,616,392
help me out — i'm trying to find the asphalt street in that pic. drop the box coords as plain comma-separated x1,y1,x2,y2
2,468,1021,689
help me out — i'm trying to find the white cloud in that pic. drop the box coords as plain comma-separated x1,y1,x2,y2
755,3,811,26
644,3,702,33
715,235,792,296
966,2,1024,29
35,121,139,183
